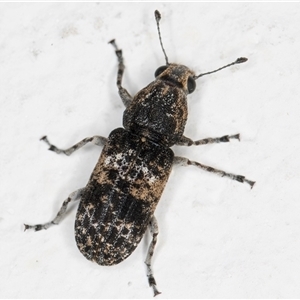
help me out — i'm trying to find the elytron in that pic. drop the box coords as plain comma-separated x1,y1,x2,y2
25,10,254,297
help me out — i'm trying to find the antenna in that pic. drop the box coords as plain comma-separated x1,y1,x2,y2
194,57,248,79
154,10,169,65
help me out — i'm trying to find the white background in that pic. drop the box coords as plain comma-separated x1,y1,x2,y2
1,2,300,298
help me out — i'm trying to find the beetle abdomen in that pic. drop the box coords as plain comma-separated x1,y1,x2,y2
75,128,174,265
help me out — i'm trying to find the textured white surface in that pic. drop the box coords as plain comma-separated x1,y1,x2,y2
1,2,300,298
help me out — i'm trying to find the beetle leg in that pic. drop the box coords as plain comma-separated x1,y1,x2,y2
109,39,133,107
145,215,161,297
174,156,255,188
24,188,85,231
177,134,240,146
40,135,108,156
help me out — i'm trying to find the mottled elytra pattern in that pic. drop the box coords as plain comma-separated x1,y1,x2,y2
75,128,173,266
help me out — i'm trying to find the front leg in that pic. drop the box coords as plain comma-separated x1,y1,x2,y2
177,134,240,146
109,39,133,107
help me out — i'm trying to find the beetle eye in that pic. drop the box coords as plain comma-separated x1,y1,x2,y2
187,76,196,93
154,65,168,77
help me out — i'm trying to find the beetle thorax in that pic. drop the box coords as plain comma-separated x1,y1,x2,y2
123,78,188,147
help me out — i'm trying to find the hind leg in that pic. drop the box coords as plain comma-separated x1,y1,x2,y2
24,188,85,231
145,215,161,297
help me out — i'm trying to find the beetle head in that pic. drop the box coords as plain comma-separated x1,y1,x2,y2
154,64,196,94
154,10,247,94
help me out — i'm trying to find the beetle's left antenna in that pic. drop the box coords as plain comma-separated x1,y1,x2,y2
155,10,169,65
194,57,248,79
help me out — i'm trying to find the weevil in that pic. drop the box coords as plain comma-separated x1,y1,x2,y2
25,10,255,297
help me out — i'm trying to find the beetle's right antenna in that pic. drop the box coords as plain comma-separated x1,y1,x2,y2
155,10,169,65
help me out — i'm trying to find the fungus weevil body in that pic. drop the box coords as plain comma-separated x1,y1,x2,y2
25,10,255,297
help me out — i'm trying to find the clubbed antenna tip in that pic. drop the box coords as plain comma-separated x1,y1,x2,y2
154,10,161,22
236,57,248,64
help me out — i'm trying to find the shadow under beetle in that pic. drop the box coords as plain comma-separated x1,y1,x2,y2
25,10,255,297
